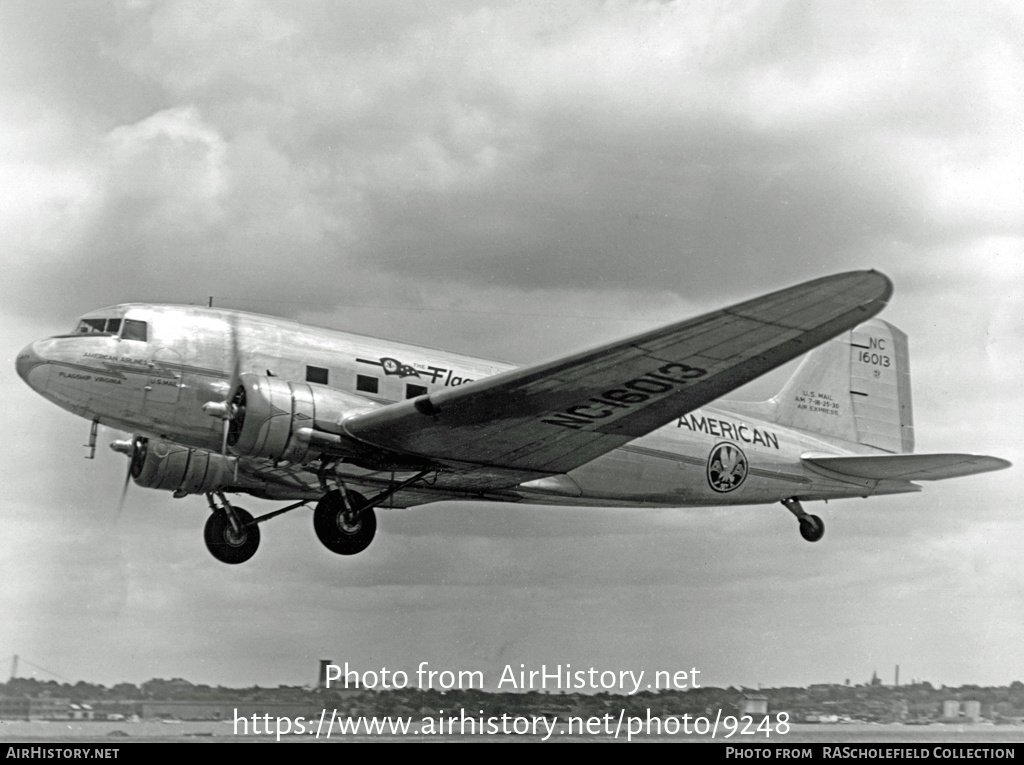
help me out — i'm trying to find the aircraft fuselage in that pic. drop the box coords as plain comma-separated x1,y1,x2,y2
17,303,914,509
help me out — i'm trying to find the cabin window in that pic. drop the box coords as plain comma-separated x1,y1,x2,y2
356,375,379,394
406,383,428,399
306,365,329,385
121,319,148,342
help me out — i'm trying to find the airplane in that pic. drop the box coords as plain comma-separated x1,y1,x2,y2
15,270,1010,564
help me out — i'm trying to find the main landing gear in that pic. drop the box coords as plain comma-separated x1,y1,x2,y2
312,469,431,556
204,493,260,564
314,489,376,555
781,498,825,543
202,469,433,564
203,491,307,564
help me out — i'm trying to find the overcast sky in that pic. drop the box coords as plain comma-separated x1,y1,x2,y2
1,1,1022,692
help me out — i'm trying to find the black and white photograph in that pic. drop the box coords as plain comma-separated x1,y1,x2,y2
2,0,1022,746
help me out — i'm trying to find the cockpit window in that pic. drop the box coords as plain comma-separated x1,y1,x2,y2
69,316,144,340
121,319,148,342
75,318,119,335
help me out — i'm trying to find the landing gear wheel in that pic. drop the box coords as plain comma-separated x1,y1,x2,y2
799,514,825,543
204,507,260,564
314,489,376,555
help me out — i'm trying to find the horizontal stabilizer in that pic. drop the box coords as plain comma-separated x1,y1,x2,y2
802,453,1011,482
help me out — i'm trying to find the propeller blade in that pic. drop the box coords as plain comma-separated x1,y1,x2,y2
116,459,132,519
202,312,244,457
110,437,138,519
225,311,242,411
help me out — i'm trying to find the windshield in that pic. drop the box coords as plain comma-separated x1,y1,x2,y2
74,318,122,336
69,316,147,341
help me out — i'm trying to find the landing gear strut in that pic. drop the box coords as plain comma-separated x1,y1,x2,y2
781,498,825,543
204,492,260,564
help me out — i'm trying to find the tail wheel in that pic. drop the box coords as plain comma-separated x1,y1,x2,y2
204,507,260,564
314,489,376,555
799,514,825,543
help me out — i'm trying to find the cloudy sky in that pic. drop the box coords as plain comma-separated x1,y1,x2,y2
1,1,1022,693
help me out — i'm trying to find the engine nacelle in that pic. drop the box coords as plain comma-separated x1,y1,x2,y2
130,436,244,495
228,373,378,463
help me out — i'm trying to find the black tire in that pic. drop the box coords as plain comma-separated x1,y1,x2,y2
314,489,376,555
204,507,260,564
799,514,825,543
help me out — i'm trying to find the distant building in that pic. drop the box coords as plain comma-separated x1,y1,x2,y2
319,660,334,689
139,687,364,722
963,700,981,721
0,696,29,719
141,700,331,721
0,696,72,720
942,700,960,720
739,695,768,715
69,703,94,721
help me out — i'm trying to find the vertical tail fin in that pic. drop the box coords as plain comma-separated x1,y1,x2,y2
770,319,914,453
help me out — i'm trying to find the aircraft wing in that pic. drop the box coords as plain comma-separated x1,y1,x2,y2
802,453,1011,482
340,270,893,476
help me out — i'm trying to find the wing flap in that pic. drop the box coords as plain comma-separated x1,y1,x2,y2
341,271,893,475
802,453,1011,482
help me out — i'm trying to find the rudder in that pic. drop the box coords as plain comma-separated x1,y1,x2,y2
770,318,914,453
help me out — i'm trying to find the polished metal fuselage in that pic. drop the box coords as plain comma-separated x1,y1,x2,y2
17,304,913,508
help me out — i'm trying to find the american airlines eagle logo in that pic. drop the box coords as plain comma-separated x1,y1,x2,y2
707,443,748,493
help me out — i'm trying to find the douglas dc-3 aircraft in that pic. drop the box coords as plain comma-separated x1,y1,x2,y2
16,270,1010,564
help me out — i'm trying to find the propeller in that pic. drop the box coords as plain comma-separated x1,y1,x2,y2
202,313,244,480
107,315,245,512
110,435,146,518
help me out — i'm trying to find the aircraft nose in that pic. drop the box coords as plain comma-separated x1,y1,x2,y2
16,341,50,393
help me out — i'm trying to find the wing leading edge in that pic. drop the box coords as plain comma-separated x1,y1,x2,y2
341,270,894,476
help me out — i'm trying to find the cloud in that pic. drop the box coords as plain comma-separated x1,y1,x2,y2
3,1,1020,323
2,0,1021,689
